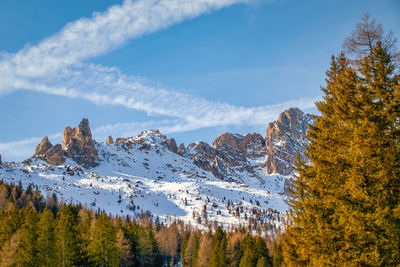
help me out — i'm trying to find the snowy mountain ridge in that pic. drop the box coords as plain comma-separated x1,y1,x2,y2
0,107,312,229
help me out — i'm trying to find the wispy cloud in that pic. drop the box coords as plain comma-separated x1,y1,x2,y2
3,61,318,128
0,0,246,84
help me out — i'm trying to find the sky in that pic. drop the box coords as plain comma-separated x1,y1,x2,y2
0,0,399,161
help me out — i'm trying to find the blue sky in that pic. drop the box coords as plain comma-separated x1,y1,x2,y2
0,0,399,161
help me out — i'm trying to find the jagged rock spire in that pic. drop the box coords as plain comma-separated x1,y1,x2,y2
63,118,99,169
31,118,99,169
263,107,312,175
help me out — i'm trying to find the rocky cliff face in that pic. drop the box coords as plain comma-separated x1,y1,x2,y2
63,118,99,169
212,132,265,158
33,136,65,165
185,132,264,182
263,107,312,175
187,108,311,179
32,119,99,169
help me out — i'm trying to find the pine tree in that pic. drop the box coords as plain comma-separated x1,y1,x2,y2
125,221,140,266
254,236,272,267
138,225,161,267
256,257,268,267
87,212,119,267
282,16,400,266
271,239,283,267
0,203,22,249
239,235,257,267
55,204,82,267
209,226,227,267
16,206,39,266
37,207,57,266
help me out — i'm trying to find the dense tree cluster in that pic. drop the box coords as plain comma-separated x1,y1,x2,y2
282,15,400,266
0,181,281,267
180,226,275,267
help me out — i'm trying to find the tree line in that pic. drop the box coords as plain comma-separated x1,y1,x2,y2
0,180,284,266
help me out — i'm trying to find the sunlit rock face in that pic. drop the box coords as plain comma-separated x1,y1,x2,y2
63,118,99,169
263,107,312,175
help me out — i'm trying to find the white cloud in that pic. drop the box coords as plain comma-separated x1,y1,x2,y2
0,0,246,84
3,61,317,128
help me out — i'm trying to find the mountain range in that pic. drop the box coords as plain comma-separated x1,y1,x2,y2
0,107,312,228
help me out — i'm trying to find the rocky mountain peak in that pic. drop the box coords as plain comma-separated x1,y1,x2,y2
31,119,99,169
33,136,65,165
63,118,99,169
106,136,114,145
164,138,178,154
212,132,265,158
178,143,187,156
263,107,312,175
35,136,53,156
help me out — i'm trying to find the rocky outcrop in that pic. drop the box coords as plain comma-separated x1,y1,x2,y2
178,143,187,156
164,138,178,154
263,107,312,175
31,119,99,169
63,118,99,169
33,136,66,165
45,144,65,165
188,142,225,179
34,136,53,156
187,140,254,182
212,132,265,158
106,136,114,145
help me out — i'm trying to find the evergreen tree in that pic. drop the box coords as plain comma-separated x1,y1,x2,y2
55,204,82,267
254,236,272,267
183,231,200,267
282,16,400,266
138,225,161,267
125,221,140,266
255,257,268,267
239,235,257,267
181,232,190,267
37,207,57,266
87,212,119,267
16,206,39,266
209,226,227,267
271,239,283,267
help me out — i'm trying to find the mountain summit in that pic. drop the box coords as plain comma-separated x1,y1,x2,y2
31,118,99,169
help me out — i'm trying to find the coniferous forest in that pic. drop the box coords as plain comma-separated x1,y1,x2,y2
0,181,278,267
0,15,399,267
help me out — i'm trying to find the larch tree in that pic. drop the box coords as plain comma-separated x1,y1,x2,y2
282,16,400,266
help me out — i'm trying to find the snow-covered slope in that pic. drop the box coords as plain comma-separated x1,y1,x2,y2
0,130,288,229
0,108,312,229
